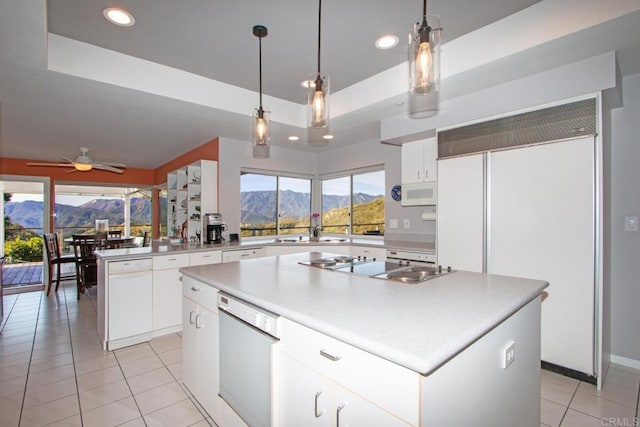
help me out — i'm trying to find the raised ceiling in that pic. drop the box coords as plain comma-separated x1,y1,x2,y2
1,1,639,170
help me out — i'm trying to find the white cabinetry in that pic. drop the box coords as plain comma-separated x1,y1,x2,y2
436,154,484,272
401,137,438,184
279,318,418,426
221,247,265,262
182,276,219,419
280,353,410,427
189,250,222,266
167,160,217,242
437,136,598,377
152,253,189,334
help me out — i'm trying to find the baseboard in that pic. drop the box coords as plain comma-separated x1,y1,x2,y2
541,361,597,385
610,354,640,370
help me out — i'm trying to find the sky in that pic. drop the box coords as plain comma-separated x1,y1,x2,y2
241,171,385,196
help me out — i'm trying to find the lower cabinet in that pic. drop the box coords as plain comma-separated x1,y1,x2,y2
152,254,189,333
182,276,219,420
222,247,265,262
280,352,410,427
278,318,418,426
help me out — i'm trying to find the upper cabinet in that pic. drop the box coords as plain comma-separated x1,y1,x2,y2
401,137,438,184
167,160,218,242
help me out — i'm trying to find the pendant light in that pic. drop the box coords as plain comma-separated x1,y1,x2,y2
252,25,270,159
409,0,441,95
307,0,330,129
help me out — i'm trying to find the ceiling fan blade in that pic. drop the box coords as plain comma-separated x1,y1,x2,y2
62,158,75,164
27,162,74,167
93,164,124,174
95,161,127,167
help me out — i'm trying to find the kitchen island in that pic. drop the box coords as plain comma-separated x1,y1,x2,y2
180,251,548,427
94,238,429,350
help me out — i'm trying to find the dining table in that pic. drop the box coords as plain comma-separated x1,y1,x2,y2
64,236,136,249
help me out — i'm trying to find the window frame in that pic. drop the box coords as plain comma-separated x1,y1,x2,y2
319,165,385,237
240,169,313,238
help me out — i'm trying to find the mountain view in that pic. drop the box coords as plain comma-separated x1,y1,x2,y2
240,190,384,236
240,190,379,223
5,190,384,236
5,198,154,232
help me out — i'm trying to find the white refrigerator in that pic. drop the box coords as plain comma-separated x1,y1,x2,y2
438,136,599,378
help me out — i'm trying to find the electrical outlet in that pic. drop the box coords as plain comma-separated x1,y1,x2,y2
625,216,638,231
403,219,410,229
390,219,398,229
502,341,516,369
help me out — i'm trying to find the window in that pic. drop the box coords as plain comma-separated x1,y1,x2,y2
240,172,311,237
321,169,385,236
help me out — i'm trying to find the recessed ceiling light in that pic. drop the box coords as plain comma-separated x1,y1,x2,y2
322,134,334,140
301,79,316,89
103,8,135,27
288,136,299,141
375,35,399,49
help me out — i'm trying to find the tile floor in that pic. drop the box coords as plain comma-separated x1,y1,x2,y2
1,280,639,426
0,281,213,427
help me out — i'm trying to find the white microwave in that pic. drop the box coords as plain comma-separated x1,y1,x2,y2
401,181,437,206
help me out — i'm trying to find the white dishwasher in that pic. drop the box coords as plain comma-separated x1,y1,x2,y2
107,258,153,350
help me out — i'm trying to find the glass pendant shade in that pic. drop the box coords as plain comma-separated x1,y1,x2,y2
308,72,330,129
252,106,270,159
409,15,441,95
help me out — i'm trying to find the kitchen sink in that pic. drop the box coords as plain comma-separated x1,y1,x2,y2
274,237,347,244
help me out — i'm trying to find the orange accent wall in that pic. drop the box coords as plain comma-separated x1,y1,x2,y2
0,157,155,185
153,138,219,185
1,137,219,237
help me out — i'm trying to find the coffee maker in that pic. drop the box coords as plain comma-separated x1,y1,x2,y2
204,213,226,244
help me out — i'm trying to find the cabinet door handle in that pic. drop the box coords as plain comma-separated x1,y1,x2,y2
195,314,203,329
191,286,201,292
189,311,197,325
314,391,323,418
417,170,421,181
319,349,341,361
336,403,346,427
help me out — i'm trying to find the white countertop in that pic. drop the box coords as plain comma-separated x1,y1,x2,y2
180,252,547,375
95,237,434,261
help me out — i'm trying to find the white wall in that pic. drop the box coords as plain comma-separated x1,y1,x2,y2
218,138,317,237
609,72,640,365
218,136,436,243
315,139,436,242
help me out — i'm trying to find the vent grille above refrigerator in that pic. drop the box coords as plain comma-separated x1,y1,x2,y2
438,98,597,159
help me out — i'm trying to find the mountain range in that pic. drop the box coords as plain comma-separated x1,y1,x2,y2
240,190,380,223
4,198,154,231
5,190,382,230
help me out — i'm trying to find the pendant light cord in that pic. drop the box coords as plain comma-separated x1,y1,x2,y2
317,0,322,74
423,0,427,18
259,36,263,107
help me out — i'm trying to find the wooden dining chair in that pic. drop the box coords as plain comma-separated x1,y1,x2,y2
72,234,99,299
108,229,122,238
142,231,152,247
44,233,76,296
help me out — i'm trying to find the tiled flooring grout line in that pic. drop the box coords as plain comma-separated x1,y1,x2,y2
0,294,18,332
554,378,580,427
62,280,87,427
146,333,213,426
16,291,43,427
112,348,149,426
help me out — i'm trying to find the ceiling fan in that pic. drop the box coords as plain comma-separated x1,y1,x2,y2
27,147,127,174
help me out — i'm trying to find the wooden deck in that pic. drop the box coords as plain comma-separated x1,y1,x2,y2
2,262,44,287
